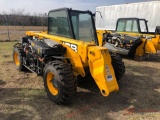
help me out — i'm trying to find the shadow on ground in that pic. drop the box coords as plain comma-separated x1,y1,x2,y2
120,53,160,63
0,80,6,85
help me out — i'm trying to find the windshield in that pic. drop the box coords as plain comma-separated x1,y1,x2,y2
116,19,139,32
70,11,95,42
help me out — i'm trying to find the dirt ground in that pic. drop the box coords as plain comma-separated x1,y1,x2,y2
0,41,160,120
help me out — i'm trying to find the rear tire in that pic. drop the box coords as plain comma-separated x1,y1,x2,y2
13,47,26,71
43,60,77,104
111,54,125,80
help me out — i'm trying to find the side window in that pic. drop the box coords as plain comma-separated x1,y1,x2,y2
117,20,126,32
71,15,79,39
70,12,95,42
139,20,147,32
79,14,93,42
48,10,71,38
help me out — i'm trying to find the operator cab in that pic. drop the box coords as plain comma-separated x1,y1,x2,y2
48,8,98,45
116,18,149,33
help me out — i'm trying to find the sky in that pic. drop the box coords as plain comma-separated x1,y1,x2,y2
0,0,157,14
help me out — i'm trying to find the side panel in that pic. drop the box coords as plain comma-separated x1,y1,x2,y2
157,35,160,50
135,38,156,56
96,29,105,46
152,35,160,51
88,46,119,96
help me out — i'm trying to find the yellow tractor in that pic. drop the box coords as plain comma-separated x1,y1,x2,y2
13,8,125,104
97,18,160,60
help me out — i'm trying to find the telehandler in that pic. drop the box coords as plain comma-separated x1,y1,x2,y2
97,18,160,60
13,8,125,104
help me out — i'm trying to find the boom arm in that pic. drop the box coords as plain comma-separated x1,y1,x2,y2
88,46,119,96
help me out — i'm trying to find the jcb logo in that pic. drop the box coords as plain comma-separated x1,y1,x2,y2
62,41,78,52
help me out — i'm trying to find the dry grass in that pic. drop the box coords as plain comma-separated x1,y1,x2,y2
0,26,47,41
0,41,160,120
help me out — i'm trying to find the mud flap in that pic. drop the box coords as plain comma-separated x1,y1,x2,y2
88,46,119,96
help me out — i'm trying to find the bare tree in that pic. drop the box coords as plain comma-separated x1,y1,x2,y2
0,9,47,26
2,11,10,41
16,8,26,27
26,12,31,16
10,9,17,26
16,8,25,16
38,13,47,31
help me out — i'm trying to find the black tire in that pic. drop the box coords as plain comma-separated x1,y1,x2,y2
111,54,125,80
43,60,77,104
12,47,26,71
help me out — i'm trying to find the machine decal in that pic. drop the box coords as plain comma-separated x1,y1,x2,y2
106,65,113,82
107,75,113,82
61,41,78,52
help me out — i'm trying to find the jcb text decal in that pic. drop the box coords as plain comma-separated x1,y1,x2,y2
61,41,78,52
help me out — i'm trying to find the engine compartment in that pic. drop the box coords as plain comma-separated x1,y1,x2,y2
19,37,67,74
102,32,142,55
103,32,140,49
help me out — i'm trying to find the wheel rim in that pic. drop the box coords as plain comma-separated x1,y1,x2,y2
46,72,58,95
14,52,20,66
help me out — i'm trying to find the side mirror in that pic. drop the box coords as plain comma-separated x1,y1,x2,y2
155,26,160,34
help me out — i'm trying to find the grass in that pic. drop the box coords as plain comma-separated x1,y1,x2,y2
0,26,47,41
0,41,18,63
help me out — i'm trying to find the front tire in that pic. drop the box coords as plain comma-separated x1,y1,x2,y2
13,47,25,71
111,54,125,80
43,60,77,104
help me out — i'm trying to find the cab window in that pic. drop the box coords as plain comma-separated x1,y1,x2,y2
116,20,126,32
70,12,95,42
117,19,138,32
48,10,71,38
139,20,147,32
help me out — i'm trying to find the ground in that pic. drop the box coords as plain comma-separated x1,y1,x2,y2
0,41,160,120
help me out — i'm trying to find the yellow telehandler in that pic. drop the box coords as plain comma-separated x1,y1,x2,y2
13,8,125,104
97,18,160,60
